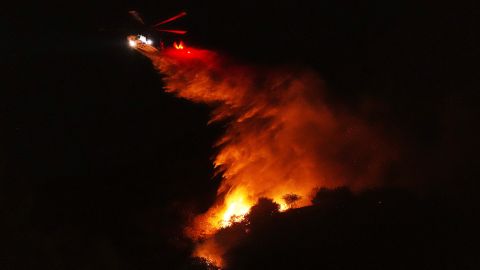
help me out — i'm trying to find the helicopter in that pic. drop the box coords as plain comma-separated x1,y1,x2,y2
127,10,187,54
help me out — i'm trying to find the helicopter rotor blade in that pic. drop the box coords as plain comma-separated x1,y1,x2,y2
153,11,187,27
155,29,187,35
128,10,145,25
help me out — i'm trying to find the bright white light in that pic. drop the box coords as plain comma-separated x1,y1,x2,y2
129,40,136,47
146,39,153,45
139,35,147,43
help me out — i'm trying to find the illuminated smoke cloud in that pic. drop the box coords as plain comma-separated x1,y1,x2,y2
146,47,395,267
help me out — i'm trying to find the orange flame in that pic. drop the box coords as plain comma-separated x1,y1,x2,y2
146,47,395,268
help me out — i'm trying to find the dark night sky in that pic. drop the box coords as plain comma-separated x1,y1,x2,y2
2,1,479,269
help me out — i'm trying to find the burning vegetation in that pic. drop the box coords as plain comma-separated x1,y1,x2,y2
138,44,395,267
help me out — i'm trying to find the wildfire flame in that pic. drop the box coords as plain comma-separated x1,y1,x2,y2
220,192,251,227
142,46,394,268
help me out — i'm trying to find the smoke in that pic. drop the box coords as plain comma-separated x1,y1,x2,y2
146,47,395,267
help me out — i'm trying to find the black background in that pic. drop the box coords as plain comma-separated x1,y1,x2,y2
2,1,478,269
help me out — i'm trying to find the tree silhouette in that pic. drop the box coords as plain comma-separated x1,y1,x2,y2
246,198,279,227
282,193,301,208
